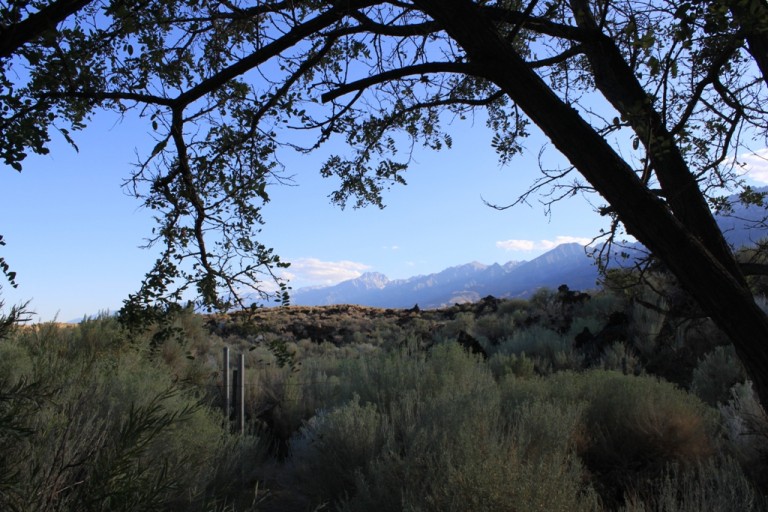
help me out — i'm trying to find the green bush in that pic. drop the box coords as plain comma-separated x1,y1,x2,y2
628,291,668,358
340,385,596,512
291,344,598,511
500,371,719,507
472,313,517,343
487,352,536,380
494,325,580,373
690,345,746,406
600,342,642,374
291,396,387,504
4,298,761,511
0,338,33,383
0,320,265,512
496,324,570,358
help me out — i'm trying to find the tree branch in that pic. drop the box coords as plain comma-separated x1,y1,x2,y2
0,0,93,59
567,0,743,282
528,44,583,68
670,41,741,136
43,90,175,107
480,4,596,42
173,0,378,108
347,11,439,37
320,61,479,103
741,263,768,277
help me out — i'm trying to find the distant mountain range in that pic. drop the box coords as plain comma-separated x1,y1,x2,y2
291,243,600,309
288,190,768,309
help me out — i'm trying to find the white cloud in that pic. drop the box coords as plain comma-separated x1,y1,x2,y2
496,235,592,252
282,258,370,286
496,239,536,251
733,148,768,184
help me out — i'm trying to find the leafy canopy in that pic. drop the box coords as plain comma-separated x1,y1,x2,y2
1,0,766,313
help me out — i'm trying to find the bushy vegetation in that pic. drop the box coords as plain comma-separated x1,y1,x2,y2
0,314,265,512
2,279,767,511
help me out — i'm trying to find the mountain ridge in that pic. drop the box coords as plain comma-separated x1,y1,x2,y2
291,242,597,309
289,189,768,309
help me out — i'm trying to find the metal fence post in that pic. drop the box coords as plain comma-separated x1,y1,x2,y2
237,352,245,434
223,346,230,425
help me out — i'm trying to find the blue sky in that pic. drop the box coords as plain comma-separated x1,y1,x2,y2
2,106,767,322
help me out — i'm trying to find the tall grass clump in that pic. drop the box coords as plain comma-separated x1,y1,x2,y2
621,456,765,512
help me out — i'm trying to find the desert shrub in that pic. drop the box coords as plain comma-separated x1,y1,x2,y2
160,336,186,368
196,433,267,511
493,325,580,373
577,373,716,476
500,371,719,507
0,297,30,340
336,341,493,409
289,355,345,410
600,342,643,374
487,352,536,380
628,292,668,358
496,324,570,357
690,345,746,406
175,307,216,348
530,287,557,310
28,361,240,510
291,344,598,511
290,397,387,504
439,312,476,339
1,322,265,512
621,456,766,512
0,338,33,382
0,376,49,510
497,298,532,316
567,315,605,340
242,350,350,457
339,390,597,512
718,381,768,489
472,313,517,343
69,313,126,357
578,291,626,320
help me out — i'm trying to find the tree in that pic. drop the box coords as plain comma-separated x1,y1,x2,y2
2,0,768,409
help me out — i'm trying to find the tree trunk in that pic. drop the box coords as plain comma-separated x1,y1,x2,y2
414,0,768,411
568,0,744,282
724,0,768,88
